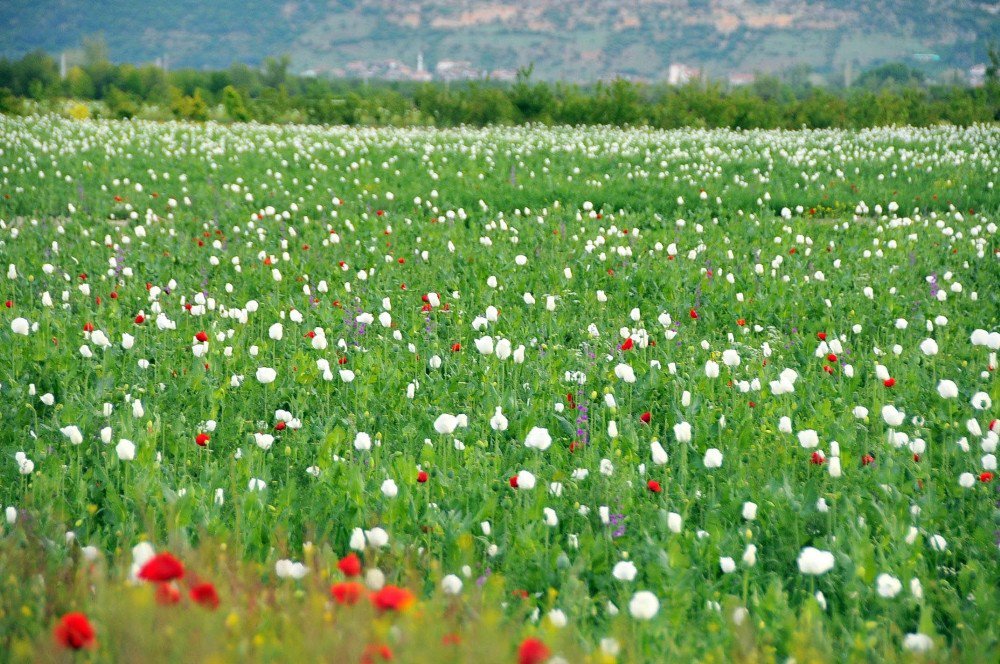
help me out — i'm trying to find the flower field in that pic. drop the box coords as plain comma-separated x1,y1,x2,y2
1,116,999,662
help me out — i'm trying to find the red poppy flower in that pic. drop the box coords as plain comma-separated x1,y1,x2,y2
980,472,993,483
83,322,94,333
736,318,745,326
330,581,365,605
4,300,11,308
451,343,461,352
195,331,209,343
337,553,362,577
305,330,316,339
190,582,220,609
134,314,145,324
369,585,415,612
689,309,698,319
360,644,393,664
509,475,519,488
619,337,634,351
442,633,461,646
826,354,837,362
274,421,286,431
647,480,662,493
110,291,118,300
138,552,184,582
862,454,875,466
810,452,825,465
817,332,826,341
518,637,551,664
155,582,181,605
823,365,834,374
417,470,429,483
54,613,96,650
195,433,209,447
338,356,348,365
913,453,921,462
883,378,896,388
640,411,651,424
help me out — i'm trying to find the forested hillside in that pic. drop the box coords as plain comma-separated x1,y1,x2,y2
2,1,997,80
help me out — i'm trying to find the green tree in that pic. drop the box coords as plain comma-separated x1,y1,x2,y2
12,50,58,98
509,65,553,122
986,44,1000,120
262,55,290,89
0,87,22,114
66,66,95,99
106,85,138,119
222,85,252,122
81,35,115,98
169,87,209,121
856,62,925,91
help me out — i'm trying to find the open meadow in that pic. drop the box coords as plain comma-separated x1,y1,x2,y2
1,116,998,662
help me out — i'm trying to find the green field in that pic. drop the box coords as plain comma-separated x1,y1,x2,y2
1,116,999,662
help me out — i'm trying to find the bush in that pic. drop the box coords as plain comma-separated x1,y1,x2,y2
66,101,90,120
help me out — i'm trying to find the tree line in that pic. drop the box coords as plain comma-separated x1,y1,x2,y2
1,46,999,128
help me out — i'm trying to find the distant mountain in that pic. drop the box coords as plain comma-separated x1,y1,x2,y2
2,1,997,82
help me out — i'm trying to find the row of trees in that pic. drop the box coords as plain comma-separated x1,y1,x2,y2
1,47,999,128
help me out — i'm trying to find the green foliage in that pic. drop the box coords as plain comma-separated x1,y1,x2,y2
221,85,251,122
0,49,998,128
0,86,21,114
65,66,95,98
856,62,926,91
169,86,209,121
105,85,138,119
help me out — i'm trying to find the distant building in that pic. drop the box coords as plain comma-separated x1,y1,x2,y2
413,51,432,82
489,69,518,82
728,73,755,86
343,58,431,82
436,60,483,82
667,64,700,85
969,63,987,88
